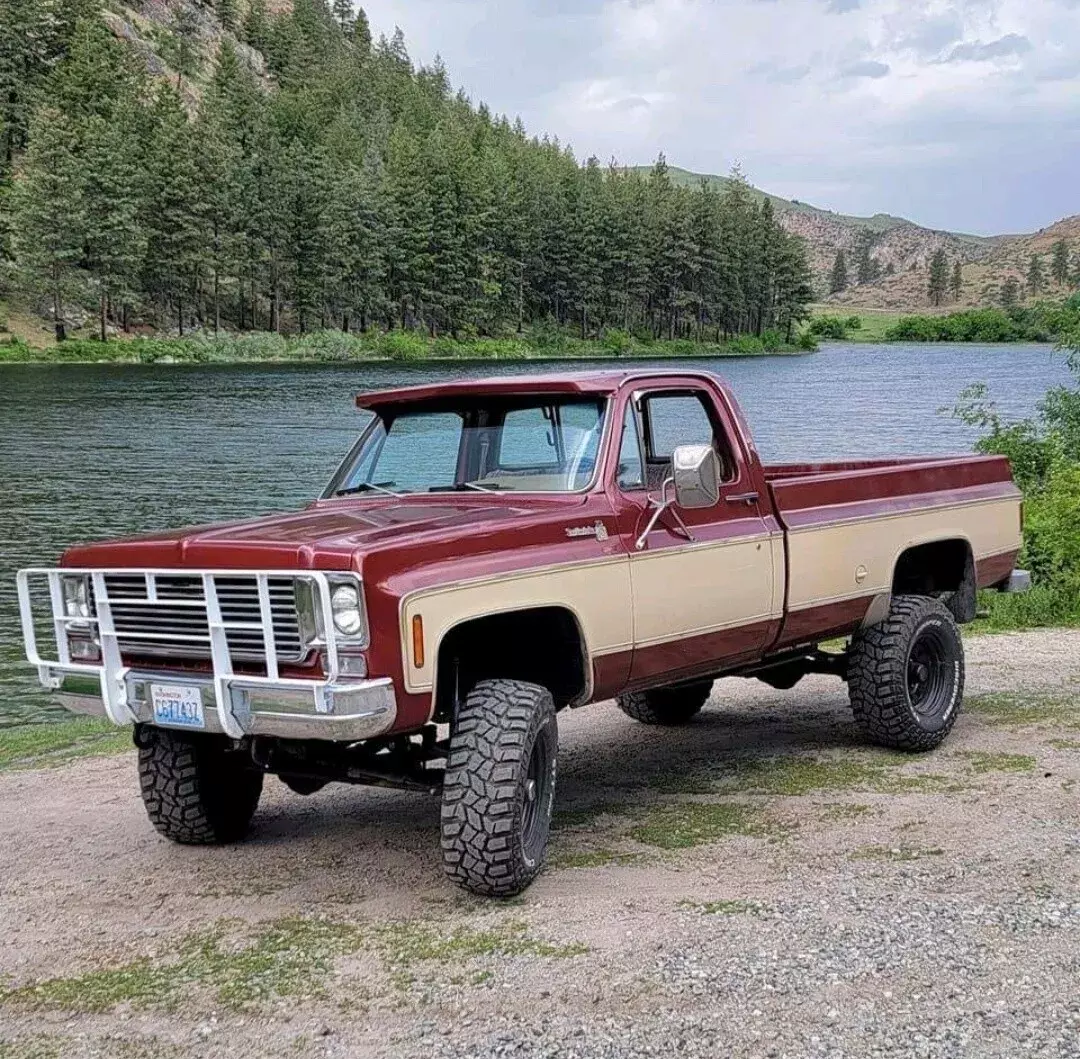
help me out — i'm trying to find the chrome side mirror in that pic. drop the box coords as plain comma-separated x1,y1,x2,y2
672,444,720,510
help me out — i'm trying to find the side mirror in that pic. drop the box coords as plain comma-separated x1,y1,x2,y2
672,444,720,509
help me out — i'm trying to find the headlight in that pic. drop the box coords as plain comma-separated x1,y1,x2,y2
330,582,365,638
62,575,92,629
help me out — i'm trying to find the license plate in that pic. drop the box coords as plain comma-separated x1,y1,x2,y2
151,684,205,730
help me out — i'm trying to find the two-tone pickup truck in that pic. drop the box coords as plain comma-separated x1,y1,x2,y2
17,370,1027,896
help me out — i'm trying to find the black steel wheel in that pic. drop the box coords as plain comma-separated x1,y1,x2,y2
848,595,965,751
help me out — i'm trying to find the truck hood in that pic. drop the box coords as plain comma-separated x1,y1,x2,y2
62,497,580,571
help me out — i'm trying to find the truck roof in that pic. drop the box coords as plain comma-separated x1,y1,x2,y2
354,370,719,409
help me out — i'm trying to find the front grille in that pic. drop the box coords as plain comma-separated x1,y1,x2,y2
102,574,306,664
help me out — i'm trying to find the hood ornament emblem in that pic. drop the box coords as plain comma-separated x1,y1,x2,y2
566,520,609,542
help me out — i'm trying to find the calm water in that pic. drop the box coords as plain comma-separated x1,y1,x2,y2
0,342,1071,726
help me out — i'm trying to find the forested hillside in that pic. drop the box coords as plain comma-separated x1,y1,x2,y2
0,0,813,348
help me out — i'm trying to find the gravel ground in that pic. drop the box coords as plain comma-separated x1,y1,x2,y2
2,628,1079,1059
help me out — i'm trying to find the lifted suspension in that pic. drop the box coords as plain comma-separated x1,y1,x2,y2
250,727,448,795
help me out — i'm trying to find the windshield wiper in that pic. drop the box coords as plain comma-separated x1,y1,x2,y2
427,481,505,494
336,481,405,498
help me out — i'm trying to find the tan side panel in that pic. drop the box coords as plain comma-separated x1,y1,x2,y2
629,536,779,647
402,558,633,693
787,498,1021,610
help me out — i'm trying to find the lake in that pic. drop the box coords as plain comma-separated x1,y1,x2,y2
0,341,1071,726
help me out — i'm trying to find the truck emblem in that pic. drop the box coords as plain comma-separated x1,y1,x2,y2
566,521,608,542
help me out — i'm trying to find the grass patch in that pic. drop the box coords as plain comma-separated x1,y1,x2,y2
678,898,764,916
1046,738,1080,750
2,917,365,1014
852,845,945,863
375,920,587,986
819,802,877,821
548,847,645,870
0,718,131,772
965,692,1080,728
971,586,1080,633
627,801,783,850
957,751,1037,774
715,753,959,796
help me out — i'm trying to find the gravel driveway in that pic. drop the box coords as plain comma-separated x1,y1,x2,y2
2,628,1079,1059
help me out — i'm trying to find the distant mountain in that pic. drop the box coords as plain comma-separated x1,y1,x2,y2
635,166,1078,312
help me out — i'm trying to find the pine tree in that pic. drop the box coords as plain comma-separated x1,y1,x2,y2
1027,253,1045,296
854,235,876,285
829,250,848,294
10,106,84,340
142,90,207,333
950,259,963,302
1051,239,1070,287
927,249,948,306
1000,276,1020,309
331,0,354,34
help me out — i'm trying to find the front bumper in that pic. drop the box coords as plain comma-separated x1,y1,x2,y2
51,668,397,742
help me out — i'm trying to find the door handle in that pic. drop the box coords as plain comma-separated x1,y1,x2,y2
726,491,760,506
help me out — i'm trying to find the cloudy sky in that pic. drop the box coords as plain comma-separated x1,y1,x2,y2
357,0,1080,235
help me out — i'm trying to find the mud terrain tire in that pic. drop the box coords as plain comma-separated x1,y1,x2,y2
137,727,263,844
441,679,558,897
848,595,965,752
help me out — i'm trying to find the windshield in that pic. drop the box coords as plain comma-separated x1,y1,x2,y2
326,396,608,496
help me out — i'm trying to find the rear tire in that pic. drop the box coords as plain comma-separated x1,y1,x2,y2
441,679,558,898
616,680,713,726
137,727,263,844
848,595,964,752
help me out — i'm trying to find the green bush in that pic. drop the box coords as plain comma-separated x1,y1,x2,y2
952,345,1080,628
798,330,819,352
725,335,765,356
887,304,1080,343
601,328,633,355
376,331,428,361
807,315,849,340
845,315,862,331
760,329,784,353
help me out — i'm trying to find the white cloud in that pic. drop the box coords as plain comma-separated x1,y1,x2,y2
357,0,1080,233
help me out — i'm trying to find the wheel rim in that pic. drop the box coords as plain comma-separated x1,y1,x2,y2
521,725,554,862
906,622,955,719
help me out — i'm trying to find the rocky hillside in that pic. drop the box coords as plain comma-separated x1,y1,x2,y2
653,166,1079,312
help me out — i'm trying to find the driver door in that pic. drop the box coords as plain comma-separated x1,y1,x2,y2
613,384,778,686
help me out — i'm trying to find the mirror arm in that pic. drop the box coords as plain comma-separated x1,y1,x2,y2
635,478,696,551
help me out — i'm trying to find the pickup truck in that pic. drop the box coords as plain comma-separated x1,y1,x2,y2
17,370,1027,896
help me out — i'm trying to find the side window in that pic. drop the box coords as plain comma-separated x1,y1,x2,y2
616,403,645,490
640,392,737,484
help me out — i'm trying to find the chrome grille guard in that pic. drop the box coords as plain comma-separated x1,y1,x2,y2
15,568,389,741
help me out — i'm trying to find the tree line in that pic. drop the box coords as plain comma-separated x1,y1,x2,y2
0,0,814,345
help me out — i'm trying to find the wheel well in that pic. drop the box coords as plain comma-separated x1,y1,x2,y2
892,539,976,622
433,607,589,722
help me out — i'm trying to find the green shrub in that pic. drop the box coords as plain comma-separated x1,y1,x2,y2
845,315,862,331
807,315,849,340
725,335,765,356
952,344,1080,628
760,329,784,352
601,328,633,355
798,330,819,352
376,331,428,361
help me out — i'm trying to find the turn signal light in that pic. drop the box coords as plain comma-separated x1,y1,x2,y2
412,615,425,669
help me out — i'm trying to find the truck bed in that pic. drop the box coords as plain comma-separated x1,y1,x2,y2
762,454,1022,649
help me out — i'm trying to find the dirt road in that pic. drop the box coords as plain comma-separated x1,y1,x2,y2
2,629,1080,1059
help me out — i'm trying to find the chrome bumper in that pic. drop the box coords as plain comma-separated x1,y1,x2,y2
50,669,397,742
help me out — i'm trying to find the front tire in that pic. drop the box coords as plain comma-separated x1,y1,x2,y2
848,595,965,752
441,679,558,898
137,727,263,844
616,680,713,726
